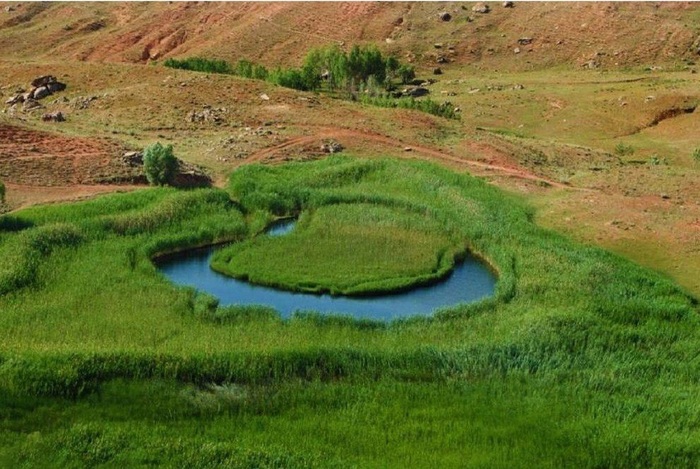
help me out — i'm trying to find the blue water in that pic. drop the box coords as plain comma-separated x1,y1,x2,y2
155,221,496,321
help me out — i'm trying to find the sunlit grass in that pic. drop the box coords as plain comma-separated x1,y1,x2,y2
0,156,698,467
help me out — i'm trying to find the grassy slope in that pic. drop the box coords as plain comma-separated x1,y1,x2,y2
0,157,698,467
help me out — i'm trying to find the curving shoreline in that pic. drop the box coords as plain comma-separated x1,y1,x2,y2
156,242,496,321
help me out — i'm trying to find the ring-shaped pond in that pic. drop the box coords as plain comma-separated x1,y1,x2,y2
156,220,496,321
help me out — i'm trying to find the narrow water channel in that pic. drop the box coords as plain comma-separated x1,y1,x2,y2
156,220,496,321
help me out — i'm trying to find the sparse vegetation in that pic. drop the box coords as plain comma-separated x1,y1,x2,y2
693,147,700,163
359,94,459,119
0,179,5,204
143,142,177,186
614,142,635,156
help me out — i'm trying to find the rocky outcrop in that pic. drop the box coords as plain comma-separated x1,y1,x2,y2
320,140,344,154
41,111,65,122
4,75,68,114
472,3,490,14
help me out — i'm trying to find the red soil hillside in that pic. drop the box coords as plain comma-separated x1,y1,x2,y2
1,2,700,70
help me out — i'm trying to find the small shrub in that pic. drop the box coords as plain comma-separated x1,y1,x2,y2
692,147,700,163
614,142,635,156
648,154,667,166
143,143,177,186
397,64,416,85
0,179,5,204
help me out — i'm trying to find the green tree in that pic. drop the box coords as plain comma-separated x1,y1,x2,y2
398,64,416,85
323,45,348,90
385,55,400,85
269,67,309,91
347,45,387,86
301,48,324,91
0,179,5,204
143,143,177,186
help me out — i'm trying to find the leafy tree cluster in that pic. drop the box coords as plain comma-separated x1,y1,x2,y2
162,57,232,74
163,45,457,119
164,45,406,93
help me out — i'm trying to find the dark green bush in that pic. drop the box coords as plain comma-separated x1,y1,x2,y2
397,64,416,85
143,142,177,186
163,57,232,74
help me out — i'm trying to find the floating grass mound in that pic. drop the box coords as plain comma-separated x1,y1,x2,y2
0,157,698,467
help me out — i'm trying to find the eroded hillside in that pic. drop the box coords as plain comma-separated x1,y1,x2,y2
1,2,700,70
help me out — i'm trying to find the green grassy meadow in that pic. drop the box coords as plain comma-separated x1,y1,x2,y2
1,157,699,467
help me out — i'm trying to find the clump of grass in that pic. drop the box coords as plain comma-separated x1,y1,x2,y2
692,147,700,163
614,142,635,156
359,94,460,120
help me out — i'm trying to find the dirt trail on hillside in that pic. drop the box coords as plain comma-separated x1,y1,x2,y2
245,126,576,190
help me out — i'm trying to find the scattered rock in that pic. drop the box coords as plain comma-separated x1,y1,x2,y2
512,84,525,90
31,75,57,88
187,106,227,124
320,140,344,154
514,47,521,54
438,11,452,22
436,56,449,64
121,151,143,166
5,75,67,114
5,5,15,12
472,3,490,13
32,86,51,100
404,147,412,152
518,37,533,45
433,68,443,75
46,81,66,93
22,98,43,110
72,96,97,110
583,60,599,69
661,193,670,200
4,94,23,105
260,93,270,101
403,87,430,97
434,43,443,49
503,1,514,7
41,111,65,122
